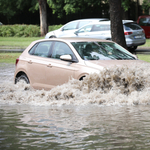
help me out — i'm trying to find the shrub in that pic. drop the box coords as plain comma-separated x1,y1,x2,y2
0,24,63,37
0,24,40,37
48,24,63,32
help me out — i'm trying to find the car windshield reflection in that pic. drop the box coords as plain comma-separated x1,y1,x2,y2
71,42,136,60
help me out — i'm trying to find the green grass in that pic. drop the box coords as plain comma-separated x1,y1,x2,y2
137,54,150,63
0,53,21,63
0,37,150,49
0,37,44,49
139,39,150,48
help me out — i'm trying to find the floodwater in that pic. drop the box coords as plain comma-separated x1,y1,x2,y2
1,63,150,149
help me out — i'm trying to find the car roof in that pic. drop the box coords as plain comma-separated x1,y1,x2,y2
33,37,112,44
78,20,136,27
58,18,109,29
122,20,134,23
65,18,109,23
138,15,150,18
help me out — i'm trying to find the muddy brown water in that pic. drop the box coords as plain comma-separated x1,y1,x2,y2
1,63,150,149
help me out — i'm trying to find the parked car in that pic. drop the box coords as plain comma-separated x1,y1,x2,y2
14,37,142,90
45,18,109,39
137,15,150,38
62,20,146,52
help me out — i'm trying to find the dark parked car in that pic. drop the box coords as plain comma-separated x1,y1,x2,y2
137,15,150,38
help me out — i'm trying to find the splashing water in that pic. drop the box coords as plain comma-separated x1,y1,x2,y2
1,63,150,106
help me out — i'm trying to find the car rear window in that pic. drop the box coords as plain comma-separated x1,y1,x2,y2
124,23,142,30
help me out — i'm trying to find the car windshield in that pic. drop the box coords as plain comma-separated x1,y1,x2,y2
71,41,136,60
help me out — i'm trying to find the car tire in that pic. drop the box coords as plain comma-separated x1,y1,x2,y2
50,36,56,38
15,74,29,84
106,38,112,40
128,46,137,53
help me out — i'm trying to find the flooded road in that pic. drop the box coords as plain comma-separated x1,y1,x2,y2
1,63,150,149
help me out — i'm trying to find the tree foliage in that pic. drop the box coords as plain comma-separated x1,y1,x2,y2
0,0,17,22
121,0,131,11
0,0,38,23
142,0,150,14
47,0,109,18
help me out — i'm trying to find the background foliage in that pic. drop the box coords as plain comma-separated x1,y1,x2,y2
0,0,144,26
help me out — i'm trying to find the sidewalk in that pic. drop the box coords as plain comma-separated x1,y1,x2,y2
136,47,150,54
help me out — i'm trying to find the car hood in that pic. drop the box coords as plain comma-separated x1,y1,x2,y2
84,59,147,70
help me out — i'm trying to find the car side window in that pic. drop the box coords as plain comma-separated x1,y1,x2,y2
29,42,52,57
78,25,93,33
51,41,77,61
62,22,78,31
78,21,91,28
91,24,110,32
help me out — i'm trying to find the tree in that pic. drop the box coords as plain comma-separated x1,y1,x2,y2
38,0,48,36
109,0,127,49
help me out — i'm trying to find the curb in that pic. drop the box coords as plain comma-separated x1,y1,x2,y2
0,47,150,54
0,49,24,53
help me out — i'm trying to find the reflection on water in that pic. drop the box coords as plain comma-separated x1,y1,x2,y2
1,104,150,149
1,63,150,149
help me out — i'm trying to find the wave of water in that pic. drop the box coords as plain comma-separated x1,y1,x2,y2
1,63,150,106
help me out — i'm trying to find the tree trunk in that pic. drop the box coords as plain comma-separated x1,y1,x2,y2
109,0,127,49
38,0,48,36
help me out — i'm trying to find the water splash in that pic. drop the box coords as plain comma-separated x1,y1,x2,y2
1,63,150,106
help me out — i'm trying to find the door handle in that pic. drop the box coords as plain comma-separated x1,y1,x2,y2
28,60,32,64
47,64,52,68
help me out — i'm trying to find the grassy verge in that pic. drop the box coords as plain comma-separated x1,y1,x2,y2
139,39,150,48
137,54,150,63
0,53,21,63
0,53,150,64
0,37,44,49
0,37,150,49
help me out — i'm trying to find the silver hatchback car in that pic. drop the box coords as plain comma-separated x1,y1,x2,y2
45,18,109,39
63,20,146,52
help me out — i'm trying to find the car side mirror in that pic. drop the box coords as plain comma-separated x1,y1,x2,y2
74,31,78,35
60,55,72,61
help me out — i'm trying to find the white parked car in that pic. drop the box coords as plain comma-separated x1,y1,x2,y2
62,20,146,52
45,18,109,39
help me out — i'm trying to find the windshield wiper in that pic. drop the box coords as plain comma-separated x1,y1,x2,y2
115,48,135,60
